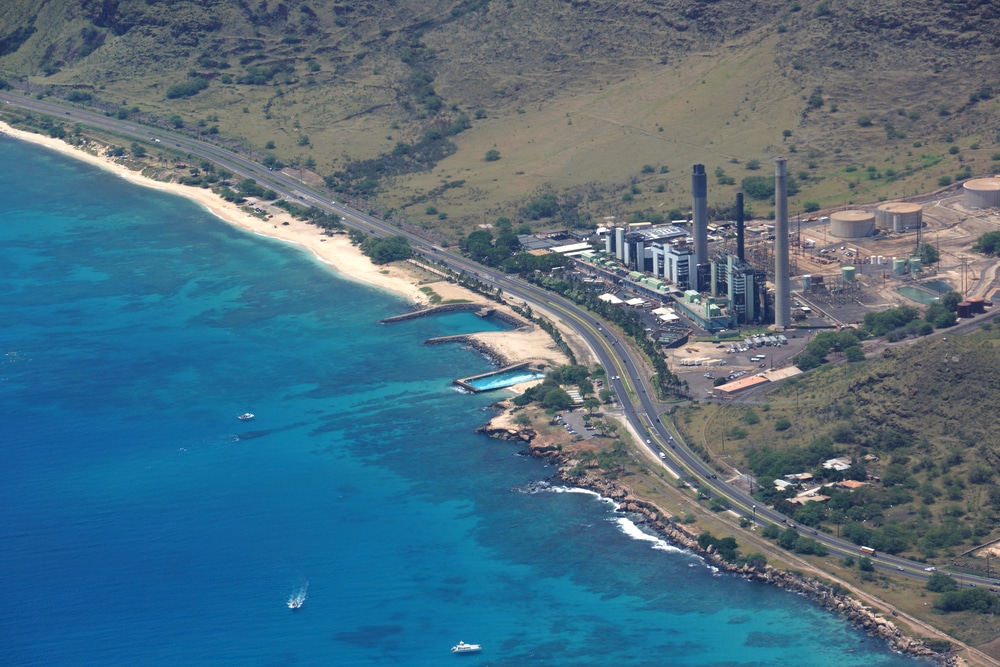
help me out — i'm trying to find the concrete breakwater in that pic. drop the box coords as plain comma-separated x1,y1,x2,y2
476,424,956,665
378,302,527,327
425,334,513,368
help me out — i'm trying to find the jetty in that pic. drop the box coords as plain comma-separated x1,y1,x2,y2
379,303,526,326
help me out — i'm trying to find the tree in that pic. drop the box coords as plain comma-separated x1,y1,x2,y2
513,412,531,427
359,235,412,264
540,387,573,410
916,243,939,265
583,397,601,413
741,175,774,200
973,231,1000,255
778,527,800,550
926,572,958,592
166,77,208,99
484,149,501,162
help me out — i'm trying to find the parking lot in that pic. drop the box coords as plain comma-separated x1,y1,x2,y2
554,409,597,439
668,333,808,399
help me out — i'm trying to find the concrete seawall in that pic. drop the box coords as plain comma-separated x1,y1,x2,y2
451,361,534,393
379,303,528,327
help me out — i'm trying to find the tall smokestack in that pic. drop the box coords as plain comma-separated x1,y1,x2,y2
736,192,745,262
692,164,708,272
774,158,791,328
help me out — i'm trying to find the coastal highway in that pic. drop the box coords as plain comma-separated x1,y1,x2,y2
4,91,995,590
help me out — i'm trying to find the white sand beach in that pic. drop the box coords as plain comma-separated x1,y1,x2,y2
0,121,575,368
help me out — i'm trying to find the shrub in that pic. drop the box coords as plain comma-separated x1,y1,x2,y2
857,116,873,127
166,77,208,99
926,572,958,593
484,149,500,162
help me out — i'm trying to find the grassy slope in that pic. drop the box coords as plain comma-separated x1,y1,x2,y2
680,327,1000,558
2,0,1000,237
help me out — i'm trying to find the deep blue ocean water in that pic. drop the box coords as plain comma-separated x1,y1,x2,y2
0,137,928,666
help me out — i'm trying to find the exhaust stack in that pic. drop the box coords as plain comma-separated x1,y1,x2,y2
736,192,745,262
774,158,791,328
692,164,708,276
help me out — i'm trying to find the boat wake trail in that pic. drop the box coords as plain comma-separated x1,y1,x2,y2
287,582,308,610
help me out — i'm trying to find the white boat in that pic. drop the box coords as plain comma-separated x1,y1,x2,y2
287,585,307,609
451,641,481,654
237,412,255,421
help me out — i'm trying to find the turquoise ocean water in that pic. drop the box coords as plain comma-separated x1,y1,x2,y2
0,137,928,666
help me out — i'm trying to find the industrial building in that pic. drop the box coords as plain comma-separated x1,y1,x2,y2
604,222,687,275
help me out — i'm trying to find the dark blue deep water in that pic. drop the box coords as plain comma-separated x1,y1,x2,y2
0,137,927,666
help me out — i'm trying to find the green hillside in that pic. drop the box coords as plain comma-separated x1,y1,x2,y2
679,323,1000,566
2,0,1000,237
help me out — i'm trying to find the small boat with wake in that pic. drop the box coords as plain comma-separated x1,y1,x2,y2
237,412,255,421
451,641,482,654
287,585,307,610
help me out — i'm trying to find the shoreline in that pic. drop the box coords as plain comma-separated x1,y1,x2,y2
0,120,570,369
0,117,974,665
476,418,958,665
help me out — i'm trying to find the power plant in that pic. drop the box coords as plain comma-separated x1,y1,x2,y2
592,155,966,334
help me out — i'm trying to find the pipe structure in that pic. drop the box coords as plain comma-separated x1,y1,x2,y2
736,191,745,262
774,158,791,328
692,164,708,278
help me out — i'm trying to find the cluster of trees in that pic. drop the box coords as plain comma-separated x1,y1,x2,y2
973,231,1000,255
927,573,1000,614
861,306,922,337
347,231,412,264
236,178,276,200
215,177,276,203
792,329,865,370
166,76,208,99
236,62,294,85
273,200,343,231
858,295,961,343
518,193,591,228
324,128,459,197
697,531,767,568
461,227,522,265
760,524,828,556
741,174,800,201
511,364,595,411
459,224,571,275
746,436,845,486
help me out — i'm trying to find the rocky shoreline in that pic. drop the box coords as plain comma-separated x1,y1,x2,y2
476,421,957,666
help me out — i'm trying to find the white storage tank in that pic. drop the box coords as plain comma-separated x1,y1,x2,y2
963,177,1000,209
875,202,923,231
830,210,876,238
